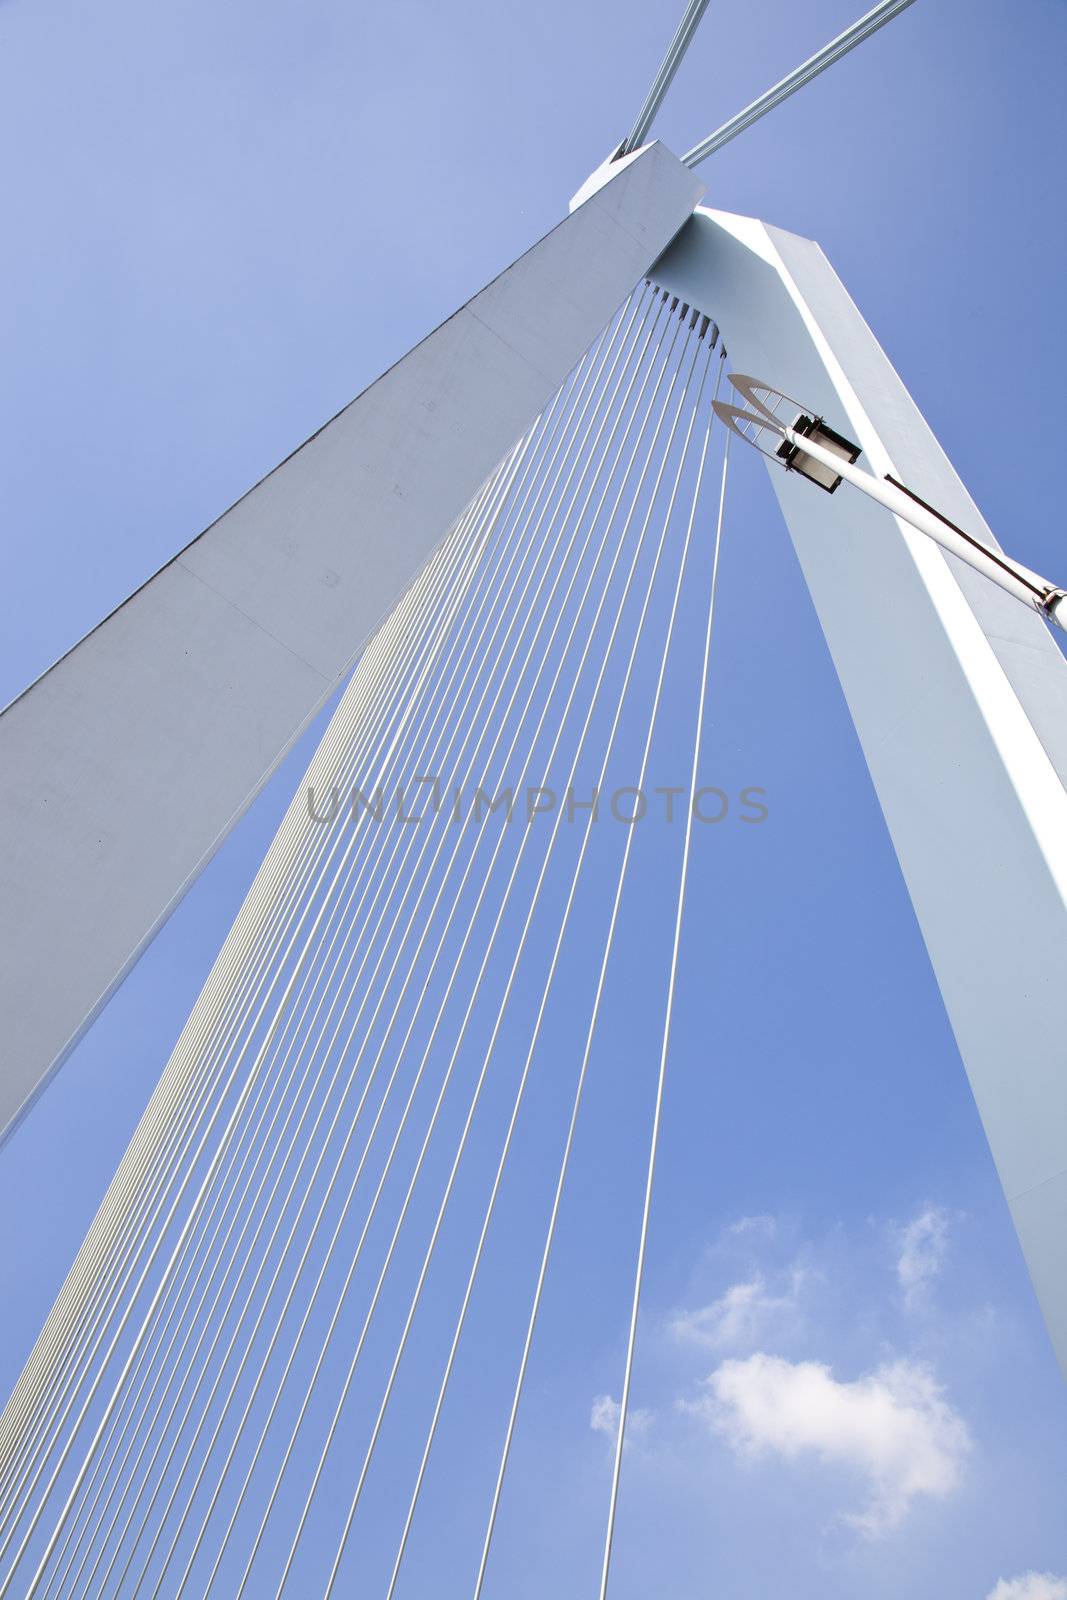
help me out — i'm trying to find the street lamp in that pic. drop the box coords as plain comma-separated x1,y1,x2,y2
714,375,1067,631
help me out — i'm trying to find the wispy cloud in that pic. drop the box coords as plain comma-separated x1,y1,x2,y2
726,1213,779,1239
590,1394,651,1443
895,1206,951,1308
986,1577,1067,1600
685,1352,969,1535
669,1268,805,1352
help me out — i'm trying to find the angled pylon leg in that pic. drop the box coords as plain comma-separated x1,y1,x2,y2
655,206,1067,1379
0,144,703,1142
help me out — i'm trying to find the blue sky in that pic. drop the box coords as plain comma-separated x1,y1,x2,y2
1,1,1066,1596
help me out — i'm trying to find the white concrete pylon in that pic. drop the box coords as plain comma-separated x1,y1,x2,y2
654,206,1067,1379
0,143,703,1145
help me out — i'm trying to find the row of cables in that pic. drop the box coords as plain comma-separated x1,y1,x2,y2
0,280,731,1599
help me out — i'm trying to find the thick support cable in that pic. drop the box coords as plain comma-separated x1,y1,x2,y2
620,0,711,156
683,0,919,166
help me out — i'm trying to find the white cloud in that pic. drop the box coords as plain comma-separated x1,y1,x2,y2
669,1270,804,1352
986,1576,1067,1600
590,1394,650,1442
687,1352,969,1535
895,1206,950,1307
726,1213,778,1239
590,1394,620,1436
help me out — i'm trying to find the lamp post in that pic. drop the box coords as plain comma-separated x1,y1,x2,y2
714,379,1067,631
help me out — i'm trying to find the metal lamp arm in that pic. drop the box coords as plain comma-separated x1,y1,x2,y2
779,425,1067,632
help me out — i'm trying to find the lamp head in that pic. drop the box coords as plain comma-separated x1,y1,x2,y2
712,373,861,492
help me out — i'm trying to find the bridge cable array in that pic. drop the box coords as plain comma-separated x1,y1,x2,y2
0,281,732,1598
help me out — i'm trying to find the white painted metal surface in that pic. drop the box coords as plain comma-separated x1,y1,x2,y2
0,143,704,1145
654,207,1067,1377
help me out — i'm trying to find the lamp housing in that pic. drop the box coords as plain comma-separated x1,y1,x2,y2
776,412,860,492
